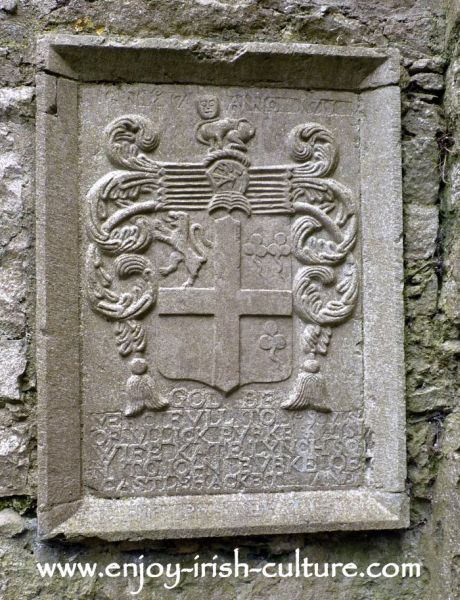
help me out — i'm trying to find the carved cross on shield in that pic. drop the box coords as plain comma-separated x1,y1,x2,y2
157,214,293,393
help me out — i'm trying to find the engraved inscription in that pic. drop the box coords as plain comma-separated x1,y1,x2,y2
86,403,364,496
228,92,303,115
304,98,353,116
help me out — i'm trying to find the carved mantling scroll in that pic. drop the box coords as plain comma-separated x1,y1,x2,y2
85,115,168,417
282,124,359,411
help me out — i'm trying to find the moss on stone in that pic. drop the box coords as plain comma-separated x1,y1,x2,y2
0,495,36,516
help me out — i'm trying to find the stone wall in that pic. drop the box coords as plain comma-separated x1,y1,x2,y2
0,1,458,598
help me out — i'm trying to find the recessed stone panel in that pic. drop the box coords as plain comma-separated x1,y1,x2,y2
36,36,407,540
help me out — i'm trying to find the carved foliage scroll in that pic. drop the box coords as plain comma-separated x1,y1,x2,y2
282,124,359,411
86,115,168,417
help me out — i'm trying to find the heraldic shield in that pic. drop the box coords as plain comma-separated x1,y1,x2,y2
85,94,359,416
155,211,293,393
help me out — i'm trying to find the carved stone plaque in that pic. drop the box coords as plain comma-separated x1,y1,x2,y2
36,36,408,539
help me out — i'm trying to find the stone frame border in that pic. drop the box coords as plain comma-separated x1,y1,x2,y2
36,35,408,540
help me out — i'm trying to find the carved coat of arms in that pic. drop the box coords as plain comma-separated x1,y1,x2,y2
85,95,358,417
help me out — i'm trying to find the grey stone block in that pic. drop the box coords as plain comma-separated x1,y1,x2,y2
0,421,29,496
0,340,26,400
410,72,445,93
405,204,439,260
402,137,440,205
409,56,445,74
0,509,26,537
0,0,17,14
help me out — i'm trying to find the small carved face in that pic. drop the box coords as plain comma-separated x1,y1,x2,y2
164,211,188,228
197,96,220,120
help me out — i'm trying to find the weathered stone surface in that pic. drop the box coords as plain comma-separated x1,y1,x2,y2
405,261,439,317
421,412,460,597
410,72,445,93
405,204,439,259
403,97,444,138
0,0,17,15
402,137,441,205
36,37,406,540
0,88,34,119
0,421,29,495
407,385,453,413
0,340,26,400
409,56,446,74
0,509,26,536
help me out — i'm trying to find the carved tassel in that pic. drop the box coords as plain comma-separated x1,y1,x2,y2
282,359,331,412
125,359,168,417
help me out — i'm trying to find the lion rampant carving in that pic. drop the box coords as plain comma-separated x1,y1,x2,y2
151,211,212,287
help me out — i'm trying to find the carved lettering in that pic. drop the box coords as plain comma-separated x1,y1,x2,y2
86,407,364,496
